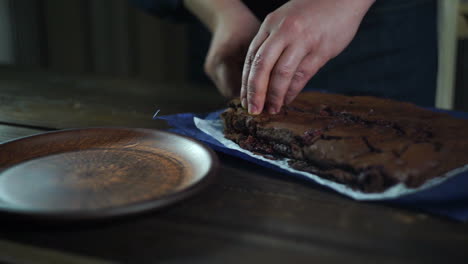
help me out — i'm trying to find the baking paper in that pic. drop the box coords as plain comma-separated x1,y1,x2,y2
194,117,468,200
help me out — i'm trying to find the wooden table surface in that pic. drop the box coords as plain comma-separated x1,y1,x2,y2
0,66,467,264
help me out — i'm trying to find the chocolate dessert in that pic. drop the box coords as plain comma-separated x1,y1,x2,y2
221,92,468,192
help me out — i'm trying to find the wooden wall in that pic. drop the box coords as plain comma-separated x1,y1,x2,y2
9,0,188,82
455,3,468,111
5,0,468,110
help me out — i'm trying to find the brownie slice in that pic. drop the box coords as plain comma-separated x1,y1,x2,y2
221,92,468,192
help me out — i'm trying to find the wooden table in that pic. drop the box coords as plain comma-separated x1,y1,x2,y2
0,66,467,264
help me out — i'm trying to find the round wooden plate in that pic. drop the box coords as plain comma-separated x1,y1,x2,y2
0,128,218,220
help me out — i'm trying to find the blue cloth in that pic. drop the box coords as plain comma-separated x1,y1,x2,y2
157,108,468,221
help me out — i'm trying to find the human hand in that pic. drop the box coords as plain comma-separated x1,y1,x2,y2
205,5,260,97
240,0,375,114
185,0,260,98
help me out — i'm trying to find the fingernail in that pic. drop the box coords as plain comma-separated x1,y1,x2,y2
248,104,258,115
241,98,247,109
267,106,277,114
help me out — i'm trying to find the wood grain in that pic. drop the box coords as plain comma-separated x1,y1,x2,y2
0,124,44,143
1,118,467,263
0,240,112,264
0,68,467,263
0,66,225,129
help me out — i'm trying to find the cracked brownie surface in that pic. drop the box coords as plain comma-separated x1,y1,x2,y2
221,92,468,192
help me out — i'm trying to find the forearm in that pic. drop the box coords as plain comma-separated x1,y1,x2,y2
183,0,250,32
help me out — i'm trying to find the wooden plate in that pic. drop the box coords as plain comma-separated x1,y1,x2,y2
0,128,218,220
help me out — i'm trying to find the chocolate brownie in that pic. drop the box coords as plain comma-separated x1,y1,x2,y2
221,92,468,192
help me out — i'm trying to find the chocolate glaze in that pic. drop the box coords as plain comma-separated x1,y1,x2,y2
221,92,468,193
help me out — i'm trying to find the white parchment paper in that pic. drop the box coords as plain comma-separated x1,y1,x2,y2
194,117,468,200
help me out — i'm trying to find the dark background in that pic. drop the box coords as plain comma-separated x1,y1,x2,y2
0,0,467,110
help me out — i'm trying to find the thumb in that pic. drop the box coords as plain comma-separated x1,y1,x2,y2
216,62,241,98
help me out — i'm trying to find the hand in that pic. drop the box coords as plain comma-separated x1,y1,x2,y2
184,0,260,98
205,5,260,97
240,0,375,114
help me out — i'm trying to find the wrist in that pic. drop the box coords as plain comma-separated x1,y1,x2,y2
183,0,249,32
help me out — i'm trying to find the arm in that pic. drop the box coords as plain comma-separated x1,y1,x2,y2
183,0,237,32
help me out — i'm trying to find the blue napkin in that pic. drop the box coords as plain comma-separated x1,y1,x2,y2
157,109,468,221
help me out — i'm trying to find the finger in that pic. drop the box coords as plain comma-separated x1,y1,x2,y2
204,56,221,95
214,63,230,97
204,37,220,80
246,36,286,114
241,29,269,109
215,62,242,98
265,44,307,114
205,44,242,98
284,53,327,105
